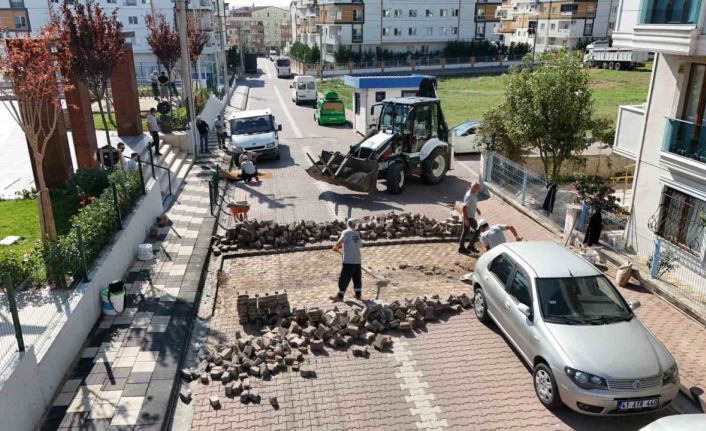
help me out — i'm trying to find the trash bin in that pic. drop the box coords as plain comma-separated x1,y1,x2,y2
136,243,153,261
101,280,126,316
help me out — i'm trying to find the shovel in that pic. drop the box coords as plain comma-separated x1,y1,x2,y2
333,248,389,299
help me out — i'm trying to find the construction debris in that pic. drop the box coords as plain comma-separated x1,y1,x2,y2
212,212,463,253
192,292,474,409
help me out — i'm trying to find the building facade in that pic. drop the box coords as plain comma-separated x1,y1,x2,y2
0,0,31,37
15,0,227,81
309,0,479,63
493,0,618,51
611,1,706,285
226,6,291,53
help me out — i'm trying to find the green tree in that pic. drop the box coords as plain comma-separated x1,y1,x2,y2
480,49,596,181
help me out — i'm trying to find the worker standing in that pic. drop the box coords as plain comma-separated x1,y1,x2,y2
330,219,362,302
459,182,482,254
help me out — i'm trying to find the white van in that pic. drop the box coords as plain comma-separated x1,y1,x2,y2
228,109,283,160
275,57,291,78
269,50,278,61
290,75,317,105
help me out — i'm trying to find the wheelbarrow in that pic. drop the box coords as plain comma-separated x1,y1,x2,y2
227,200,250,221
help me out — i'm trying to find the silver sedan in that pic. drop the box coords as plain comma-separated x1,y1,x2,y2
471,241,680,415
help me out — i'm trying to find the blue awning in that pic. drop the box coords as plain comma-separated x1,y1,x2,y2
343,74,431,89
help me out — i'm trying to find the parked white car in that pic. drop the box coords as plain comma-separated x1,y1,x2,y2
291,75,317,105
472,241,680,415
640,414,706,430
275,57,291,78
228,109,282,160
450,120,484,154
269,50,278,61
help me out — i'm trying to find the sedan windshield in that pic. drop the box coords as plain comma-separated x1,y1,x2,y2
231,115,273,135
537,276,633,325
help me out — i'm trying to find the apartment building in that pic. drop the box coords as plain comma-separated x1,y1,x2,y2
18,0,227,80
0,0,31,37
291,0,318,47
311,0,479,62
494,0,617,51
227,6,291,53
611,1,706,281
475,0,502,42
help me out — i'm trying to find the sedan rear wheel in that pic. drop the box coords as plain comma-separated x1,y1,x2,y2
533,363,563,410
473,288,489,323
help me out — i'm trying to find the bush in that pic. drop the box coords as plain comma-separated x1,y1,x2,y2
574,175,620,212
65,167,109,199
2,169,143,289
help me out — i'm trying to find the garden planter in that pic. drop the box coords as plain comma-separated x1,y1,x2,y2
616,262,633,287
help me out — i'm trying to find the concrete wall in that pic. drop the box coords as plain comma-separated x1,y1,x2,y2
0,179,163,431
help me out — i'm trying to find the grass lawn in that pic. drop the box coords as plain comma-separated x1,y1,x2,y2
0,192,80,252
93,113,149,131
318,63,651,128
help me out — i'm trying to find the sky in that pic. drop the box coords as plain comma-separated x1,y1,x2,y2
229,0,291,9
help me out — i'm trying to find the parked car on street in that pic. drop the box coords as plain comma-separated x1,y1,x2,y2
269,49,278,61
275,57,291,78
291,75,317,105
450,120,484,154
228,109,282,161
314,91,346,125
471,241,680,415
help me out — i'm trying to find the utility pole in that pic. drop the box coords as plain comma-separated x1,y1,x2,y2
531,0,539,65
176,0,198,154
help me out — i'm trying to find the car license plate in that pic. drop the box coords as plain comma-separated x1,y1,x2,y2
617,398,659,411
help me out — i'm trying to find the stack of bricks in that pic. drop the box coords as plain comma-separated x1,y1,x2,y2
236,290,290,324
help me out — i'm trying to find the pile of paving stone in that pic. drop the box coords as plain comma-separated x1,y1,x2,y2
212,212,463,253
236,291,291,325
181,293,474,408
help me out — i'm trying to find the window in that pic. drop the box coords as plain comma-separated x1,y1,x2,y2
394,28,402,36
128,16,138,25
425,27,433,35
540,23,546,30
537,276,632,323
375,91,386,102
587,6,595,17
550,23,556,30
439,26,447,35
508,270,532,307
353,10,363,21
440,9,448,17
383,9,390,17
14,15,27,29
411,104,438,152
476,23,485,38
106,0,117,3
426,9,433,17
452,9,459,17
583,20,593,36
124,0,137,5
489,254,514,286
394,9,402,17
476,9,486,20
560,4,578,14
657,188,706,253
408,27,417,36
409,9,417,18
451,26,458,35
401,90,417,97
383,27,390,36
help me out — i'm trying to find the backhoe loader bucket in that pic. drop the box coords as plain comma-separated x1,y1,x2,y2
305,150,378,193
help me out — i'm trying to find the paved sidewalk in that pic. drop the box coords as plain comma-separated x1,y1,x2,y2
38,142,222,430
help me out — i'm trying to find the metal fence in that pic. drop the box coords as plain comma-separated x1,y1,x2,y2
483,151,575,231
0,169,146,377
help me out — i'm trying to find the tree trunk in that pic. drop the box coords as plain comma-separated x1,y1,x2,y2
97,98,111,146
106,89,117,128
35,161,57,241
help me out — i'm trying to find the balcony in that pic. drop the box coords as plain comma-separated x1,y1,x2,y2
614,104,645,160
660,117,706,179
612,0,702,54
639,0,702,25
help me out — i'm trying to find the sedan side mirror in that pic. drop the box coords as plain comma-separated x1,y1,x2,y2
517,302,533,319
628,300,641,311
277,124,283,132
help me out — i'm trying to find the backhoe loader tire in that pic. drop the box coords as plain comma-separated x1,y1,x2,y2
422,147,448,184
386,163,405,194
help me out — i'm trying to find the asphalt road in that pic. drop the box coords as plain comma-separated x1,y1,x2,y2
230,58,483,223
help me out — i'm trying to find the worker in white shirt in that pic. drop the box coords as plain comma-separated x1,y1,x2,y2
239,155,259,183
146,108,162,156
478,219,522,251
